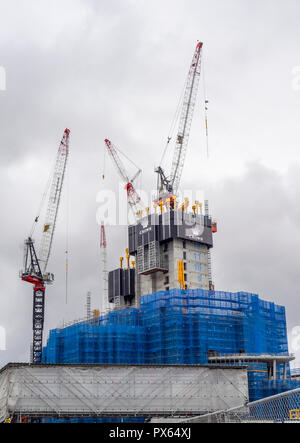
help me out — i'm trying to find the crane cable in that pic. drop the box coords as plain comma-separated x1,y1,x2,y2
65,163,70,304
29,155,57,239
202,50,209,157
113,143,141,175
103,141,141,183
102,142,106,180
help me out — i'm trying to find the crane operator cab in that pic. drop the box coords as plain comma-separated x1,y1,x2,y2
43,272,55,284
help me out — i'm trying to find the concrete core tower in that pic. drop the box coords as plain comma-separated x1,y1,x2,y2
108,200,216,307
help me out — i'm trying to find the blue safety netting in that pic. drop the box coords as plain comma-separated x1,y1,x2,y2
42,288,298,401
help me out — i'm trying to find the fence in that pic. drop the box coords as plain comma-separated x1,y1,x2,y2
178,387,300,423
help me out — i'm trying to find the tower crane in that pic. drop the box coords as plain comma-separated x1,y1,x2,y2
156,41,203,198
21,128,70,363
100,221,108,312
104,139,143,221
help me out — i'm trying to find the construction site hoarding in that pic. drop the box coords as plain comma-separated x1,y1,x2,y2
0,363,248,421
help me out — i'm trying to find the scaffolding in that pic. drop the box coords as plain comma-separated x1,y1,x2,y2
137,241,167,275
42,288,300,401
0,363,248,422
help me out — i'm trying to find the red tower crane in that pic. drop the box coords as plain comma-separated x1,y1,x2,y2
104,138,143,220
21,128,70,363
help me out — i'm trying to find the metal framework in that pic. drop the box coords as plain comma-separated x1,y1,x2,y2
204,199,214,289
100,222,108,311
104,139,142,220
39,129,70,273
157,42,203,197
21,238,45,363
175,387,300,423
21,129,70,363
170,42,203,194
136,241,167,276
0,363,248,422
85,291,91,319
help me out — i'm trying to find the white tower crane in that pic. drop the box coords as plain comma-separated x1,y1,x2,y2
38,130,70,276
21,128,70,363
156,42,203,198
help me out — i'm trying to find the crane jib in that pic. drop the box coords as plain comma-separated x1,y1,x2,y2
104,139,143,221
170,42,203,194
52,176,61,204
39,130,70,273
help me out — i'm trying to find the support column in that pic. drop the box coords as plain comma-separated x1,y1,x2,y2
273,359,277,381
267,364,271,380
283,362,287,380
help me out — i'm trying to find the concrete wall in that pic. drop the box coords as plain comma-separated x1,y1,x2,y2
137,238,210,303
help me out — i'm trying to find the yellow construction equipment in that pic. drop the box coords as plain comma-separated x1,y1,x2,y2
93,309,100,318
126,248,130,269
159,200,164,214
177,261,186,289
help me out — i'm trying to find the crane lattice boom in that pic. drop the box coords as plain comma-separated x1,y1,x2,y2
39,129,70,275
104,139,142,213
21,128,70,363
168,42,203,195
100,221,108,312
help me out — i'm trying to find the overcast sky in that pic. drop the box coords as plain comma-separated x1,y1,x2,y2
0,0,300,367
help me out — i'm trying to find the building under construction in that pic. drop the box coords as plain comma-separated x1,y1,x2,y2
2,41,300,423
109,199,215,307
42,287,297,403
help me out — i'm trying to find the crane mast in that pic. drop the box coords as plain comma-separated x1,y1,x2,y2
21,128,70,363
100,221,108,312
157,42,203,197
104,139,142,220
